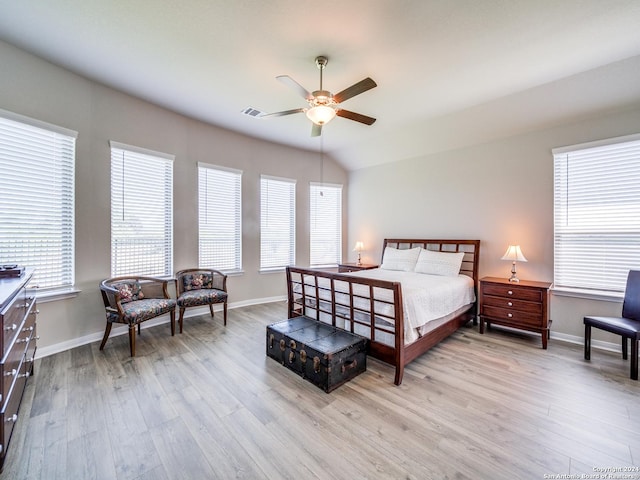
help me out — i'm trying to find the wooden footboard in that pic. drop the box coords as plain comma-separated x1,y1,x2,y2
286,239,480,385
286,266,405,382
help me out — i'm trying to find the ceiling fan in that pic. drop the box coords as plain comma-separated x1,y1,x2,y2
244,56,377,137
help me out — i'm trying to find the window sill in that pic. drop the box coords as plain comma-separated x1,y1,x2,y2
551,286,624,303
35,287,81,303
259,268,286,274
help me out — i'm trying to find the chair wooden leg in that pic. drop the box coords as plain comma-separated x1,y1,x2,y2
622,336,628,360
631,339,638,380
129,324,136,357
209,304,214,317
138,323,141,335
584,324,591,360
223,301,227,326
179,307,185,334
99,322,113,351
170,309,176,336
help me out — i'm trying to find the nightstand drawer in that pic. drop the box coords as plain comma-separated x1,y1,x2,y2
482,283,542,302
482,305,542,326
481,295,542,314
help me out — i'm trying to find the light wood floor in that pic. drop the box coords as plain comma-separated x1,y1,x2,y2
3,301,640,480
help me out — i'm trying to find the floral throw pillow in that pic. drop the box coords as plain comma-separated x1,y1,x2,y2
113,281,144,303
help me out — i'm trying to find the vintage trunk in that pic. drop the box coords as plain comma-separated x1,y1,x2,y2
266,316,367,393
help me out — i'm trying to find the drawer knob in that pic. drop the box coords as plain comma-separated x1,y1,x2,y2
507,290,513,295
508,313,513,318
6,414,18,423
507,301,513,306
4,323,17,332
22,326,34,333
19,371,30,379
4,368,17,377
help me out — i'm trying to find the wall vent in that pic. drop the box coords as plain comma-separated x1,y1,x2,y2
241,107,265,117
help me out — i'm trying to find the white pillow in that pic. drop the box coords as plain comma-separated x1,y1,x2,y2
414,249,465,276
380,246,421,271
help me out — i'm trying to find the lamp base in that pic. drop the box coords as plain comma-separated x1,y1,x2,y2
508,262,519,282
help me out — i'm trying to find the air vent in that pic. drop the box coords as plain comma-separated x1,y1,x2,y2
242,107,265,117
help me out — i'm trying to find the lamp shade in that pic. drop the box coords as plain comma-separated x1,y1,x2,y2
306,105,336,125
353,241,364,252
501,245,527,262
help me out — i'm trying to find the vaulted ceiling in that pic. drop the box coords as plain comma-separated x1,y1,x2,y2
1,1,640,170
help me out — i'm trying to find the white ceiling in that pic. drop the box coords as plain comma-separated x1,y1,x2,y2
1,0,640,171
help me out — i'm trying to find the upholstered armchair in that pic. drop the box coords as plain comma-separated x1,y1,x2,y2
175,268,228,333
99,276,176,356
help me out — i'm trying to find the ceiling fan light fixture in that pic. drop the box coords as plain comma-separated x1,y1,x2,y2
306,105,336,125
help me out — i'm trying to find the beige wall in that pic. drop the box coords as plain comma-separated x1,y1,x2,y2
347,107,640,345
4,36,640,354
0,41,348,354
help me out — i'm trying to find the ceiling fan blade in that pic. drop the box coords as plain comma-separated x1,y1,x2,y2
260,108,305,118
333,77,377,103
336,109,376,125
277,75,314,101
311,123,322,137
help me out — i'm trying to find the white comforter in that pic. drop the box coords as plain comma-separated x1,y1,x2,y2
299,268,475,343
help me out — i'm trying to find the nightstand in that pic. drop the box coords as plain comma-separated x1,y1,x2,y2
338,263,379,273
479,276,551,348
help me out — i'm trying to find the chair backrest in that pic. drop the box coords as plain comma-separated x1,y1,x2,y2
181,272,213,291
622,270,640,320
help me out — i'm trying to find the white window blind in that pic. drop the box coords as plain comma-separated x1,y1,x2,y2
110,141,173,277
553,133,640,294
0,110,76,291
198,163,242,272
260,175,295,271
310,183,342,267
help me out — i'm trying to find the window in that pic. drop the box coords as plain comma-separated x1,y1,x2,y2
553,133,640,294
260,175,295,271
110,141,173,277
309,183,342,267
198,163,242,272
0,109,76,292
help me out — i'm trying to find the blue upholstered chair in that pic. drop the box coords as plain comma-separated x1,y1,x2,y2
584,270,640,380
175,268,228,333
99,276,176,356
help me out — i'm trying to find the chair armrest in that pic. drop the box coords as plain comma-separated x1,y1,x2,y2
209,269,227,292
136,276,171,299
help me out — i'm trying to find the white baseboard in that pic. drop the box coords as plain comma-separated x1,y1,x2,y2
35,295,286,359
36,297,622,359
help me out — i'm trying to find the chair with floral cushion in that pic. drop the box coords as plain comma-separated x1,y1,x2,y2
99,276,176,356
175,268,228,333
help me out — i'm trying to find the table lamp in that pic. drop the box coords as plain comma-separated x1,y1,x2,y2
501,245,527,282
353,241,364,266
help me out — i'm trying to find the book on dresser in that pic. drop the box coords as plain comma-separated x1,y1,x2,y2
0,268,37,471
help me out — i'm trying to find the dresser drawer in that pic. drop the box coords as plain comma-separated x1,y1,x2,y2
482,283,542,303
0,364,27,462
482,305,543,327
1,326,30,408
1,288,27,358
481,295,542,314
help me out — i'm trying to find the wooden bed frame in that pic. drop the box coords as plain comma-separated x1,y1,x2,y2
286,239,480,385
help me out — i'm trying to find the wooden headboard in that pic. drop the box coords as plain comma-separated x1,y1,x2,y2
381,239,481,284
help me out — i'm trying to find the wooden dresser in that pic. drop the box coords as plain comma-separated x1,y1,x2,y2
0,269,37,470
479,276,551,349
